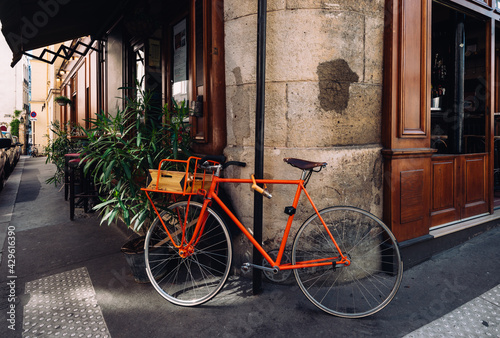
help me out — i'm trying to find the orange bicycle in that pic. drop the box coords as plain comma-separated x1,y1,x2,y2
142,156,403,318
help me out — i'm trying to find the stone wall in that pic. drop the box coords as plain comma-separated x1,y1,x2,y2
223,0,385,267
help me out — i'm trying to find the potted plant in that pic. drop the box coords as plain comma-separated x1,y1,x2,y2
79,85,191,282
54,95,72,106
45,121,85,186
81,87,191,231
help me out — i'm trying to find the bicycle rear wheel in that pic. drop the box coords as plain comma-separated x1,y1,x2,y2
145,200,232,306
292,206,403,318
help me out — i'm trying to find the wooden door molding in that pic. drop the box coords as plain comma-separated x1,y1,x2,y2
383,0,432,150
190,0,226,155
164,0,226,155
397,0,430,138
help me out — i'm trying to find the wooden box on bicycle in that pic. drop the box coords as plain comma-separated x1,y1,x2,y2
144,157,212,195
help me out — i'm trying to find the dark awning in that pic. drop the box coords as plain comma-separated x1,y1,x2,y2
0,0,127,67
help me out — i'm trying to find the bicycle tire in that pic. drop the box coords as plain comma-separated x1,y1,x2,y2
292,206,403,318
145,201,232,306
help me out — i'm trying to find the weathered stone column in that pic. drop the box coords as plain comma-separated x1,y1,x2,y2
224,0,385,266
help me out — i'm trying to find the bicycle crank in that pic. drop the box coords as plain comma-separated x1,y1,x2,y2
262,249,292,283
241,262,279,274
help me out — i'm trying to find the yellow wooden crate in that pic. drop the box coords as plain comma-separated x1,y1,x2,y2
190,173,213,192
147,170,186,192
147,170,212,193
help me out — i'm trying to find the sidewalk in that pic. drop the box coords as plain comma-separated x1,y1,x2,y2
0,156,499,337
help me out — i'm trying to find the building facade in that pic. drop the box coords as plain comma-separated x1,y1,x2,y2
0,26,30,141
29,43,67,152
47,1,386,263
383,0,500,257
4,0,500,264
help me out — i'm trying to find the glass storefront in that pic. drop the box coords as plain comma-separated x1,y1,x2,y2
431,2,487,155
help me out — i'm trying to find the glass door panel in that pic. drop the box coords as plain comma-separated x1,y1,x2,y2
431,2,486,155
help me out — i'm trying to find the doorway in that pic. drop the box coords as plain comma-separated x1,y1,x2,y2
495,24,500,208
430,1,489,226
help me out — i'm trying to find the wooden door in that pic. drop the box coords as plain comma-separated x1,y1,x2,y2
431,154,488,226
430,155,460,226
462,154,489,218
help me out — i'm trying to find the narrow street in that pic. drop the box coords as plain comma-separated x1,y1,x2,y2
0,157,499,337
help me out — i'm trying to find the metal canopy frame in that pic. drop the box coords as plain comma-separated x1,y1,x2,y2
0,0,126,67
24,39,99,65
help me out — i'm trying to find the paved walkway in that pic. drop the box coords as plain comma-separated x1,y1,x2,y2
0,156,499,337
404,285,500,337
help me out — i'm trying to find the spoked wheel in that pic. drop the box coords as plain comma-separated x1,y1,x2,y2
145,200,232,306
292,206,403,318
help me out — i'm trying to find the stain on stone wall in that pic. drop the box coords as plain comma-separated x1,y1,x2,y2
317,59,359,113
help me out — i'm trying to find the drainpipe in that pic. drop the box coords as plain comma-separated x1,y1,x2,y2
253,0,267,295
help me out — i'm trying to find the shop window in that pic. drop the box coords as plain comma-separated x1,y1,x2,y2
431,2,486,155
494,24,500,207
70,74,77,126
172,18,188,103
191,0,207,142
135,46,145,92
169,0,210,143
127,39,162,123
166,0,225,154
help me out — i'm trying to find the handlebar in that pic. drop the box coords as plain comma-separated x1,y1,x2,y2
199,155,246,170
199,155,226,164
223,161,247,169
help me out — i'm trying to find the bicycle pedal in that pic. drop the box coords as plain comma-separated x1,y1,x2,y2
241,263,251,274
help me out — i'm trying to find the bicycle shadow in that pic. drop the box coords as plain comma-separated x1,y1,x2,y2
204,275,299,308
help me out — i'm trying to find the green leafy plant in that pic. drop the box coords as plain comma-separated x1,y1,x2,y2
9,110,22,137
54,95,72,106
45,121,86,186
81,86,191,232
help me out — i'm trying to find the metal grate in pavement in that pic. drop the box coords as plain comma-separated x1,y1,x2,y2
404,285,500,337
22,267,110,337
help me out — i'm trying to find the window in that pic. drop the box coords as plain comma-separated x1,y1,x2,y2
165,0,225,154
70,75,77,126
135,46,145,92
431,2,487,155
172,18,188,103
170,1,207,141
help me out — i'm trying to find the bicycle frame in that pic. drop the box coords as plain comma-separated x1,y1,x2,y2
144,172,350,271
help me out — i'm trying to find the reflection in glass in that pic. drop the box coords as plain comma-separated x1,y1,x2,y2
431,2,486,155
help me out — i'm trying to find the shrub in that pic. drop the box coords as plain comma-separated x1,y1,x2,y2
45,121,86,186
9,110,22,137
81,86,191,232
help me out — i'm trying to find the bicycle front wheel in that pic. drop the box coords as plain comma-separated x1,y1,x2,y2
292,206,403,318
145,201,232,306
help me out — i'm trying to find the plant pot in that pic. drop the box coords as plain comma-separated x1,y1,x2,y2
121,235,173,283
121,236,149,283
